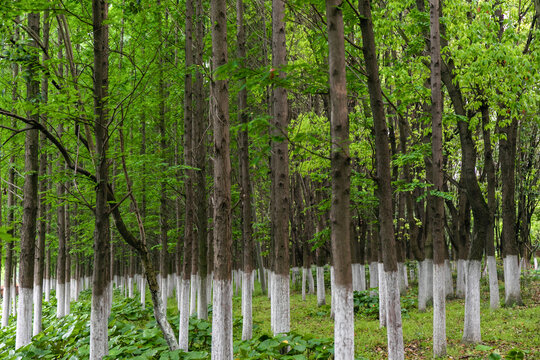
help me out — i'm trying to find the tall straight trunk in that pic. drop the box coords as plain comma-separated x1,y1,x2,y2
237,0,254,341
193,0,208,321
326,1,354,358
358,0,404,358
179,0,194,351
429,1,446,355
499,117,522,306
33,11,50,336
2,23,18,328
210,0,233,357
90,0,111,358
15,12,40,349
481,104,499,309
270,0,290,336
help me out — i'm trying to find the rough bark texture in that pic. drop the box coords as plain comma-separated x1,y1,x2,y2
326,0,353,357
499,117,522,306
271,0,290,335
358,0,404,357
16,12,40,349
429,0,446,355
210,0,233,356
90,1,111,358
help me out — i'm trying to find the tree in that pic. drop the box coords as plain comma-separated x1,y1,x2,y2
326,0,354,357
358,0,404,358
270,0,290,336
210,0,233,357
15,11,40,350
429,0,446,355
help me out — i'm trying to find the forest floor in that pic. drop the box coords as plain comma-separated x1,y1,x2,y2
0,269,538,359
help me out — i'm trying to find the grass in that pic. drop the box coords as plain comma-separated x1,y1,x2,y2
221,271,540,359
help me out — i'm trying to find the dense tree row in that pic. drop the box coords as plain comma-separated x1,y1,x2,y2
0,0,538,359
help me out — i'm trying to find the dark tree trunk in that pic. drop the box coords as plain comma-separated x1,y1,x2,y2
237,0,254,341
210,0,233,357
270,0,290,336
429,1,446,354
326,1,354,357
498,116,522,306
90,0,111,357
358,0,404,357
15,12,40,349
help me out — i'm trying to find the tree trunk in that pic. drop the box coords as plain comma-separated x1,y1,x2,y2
326,0,354,357
358,0,404,357
90,0,111,358
499,117,522,306
210,0,233,357
270,0,290,336
179,0,194,351
15,12,40,349
481,104,500,309
429,1,446,354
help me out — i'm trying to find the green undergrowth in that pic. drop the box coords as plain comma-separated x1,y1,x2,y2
0,274,538,359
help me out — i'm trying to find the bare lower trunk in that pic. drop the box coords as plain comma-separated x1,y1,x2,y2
333,284,354,359
503,255,522,306
241,270,253,340
211,280,233,359
369,261,378,289
178,278,190,350
316,266,326,306
385,271,404,360
378,262,387,328
487,256,499,309
462,260,481,343
271,273,290,335
433,263,446,356
456,259,467,298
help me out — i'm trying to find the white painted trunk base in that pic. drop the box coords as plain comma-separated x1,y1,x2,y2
385,271,404,360
190,274,198,317
445,260,453,298
90,291,108,359
178,279,191,350
369,261,378,290
486,256,500,309
128,276,134,298
330,267,335,318
198,274,208,320
433,263,447,357
333,284,354,359
316,266,326,306
418,259,433,311
1,284,11,327
462,260,481,344
271,273,290,335
161,275,168,312
308,267,315,294
211,279,233,360
241,271,253,340
456,259,467,298
397,262,406,293
65,281,71,315
352,263,366,292
403,263,408,289
56,282,65,318
140,277,146,308
33,284,43,336
378,262,387,328
301,267,307,300
44,279,50,303
15,287,33,349
503,255,522,306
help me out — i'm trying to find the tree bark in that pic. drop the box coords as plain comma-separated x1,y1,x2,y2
358,0,404,357
210,0,233,357
15,12,40,349
499,116,522,306
429,0,446,355
270,0,290,336
326,0,354,358
90,0,111,358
